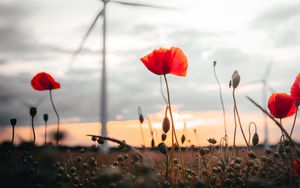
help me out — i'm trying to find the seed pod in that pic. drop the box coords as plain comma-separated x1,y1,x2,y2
30,107,37,116
161,133,167,141
10,118,17,126
231,70,240,89
158,142,168,155
151,138,155,148
97,138,104,144
162,116,170,133
91,136,97,142
181,134,186,144
43,113,49,122
252,132,259,146
248,151,257,159
139,114,144,124
213,61,217,67
207,138,217,145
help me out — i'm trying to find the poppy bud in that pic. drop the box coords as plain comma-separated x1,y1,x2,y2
252,132,259,146
97,138,105,144
207,138,217,145
151,138,155,148
91,136,97,142
231,70,240,89
162,116,170,133
43,113,49,122
181,134,186,144
213,61,217,67
139,114,144,124
30,107,37,116
10,118,17,126
248,151,257,159
158,142,168,155
161,133,167,141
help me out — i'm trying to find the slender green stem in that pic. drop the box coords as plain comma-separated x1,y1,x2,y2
31,115,36,145
233,89,250,151
290,106,298,138
49,90,60,148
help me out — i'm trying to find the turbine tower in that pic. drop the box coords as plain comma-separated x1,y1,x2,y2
242,62,274,148
70,0,173,152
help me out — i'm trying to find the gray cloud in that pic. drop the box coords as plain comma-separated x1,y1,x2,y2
252,2,300,47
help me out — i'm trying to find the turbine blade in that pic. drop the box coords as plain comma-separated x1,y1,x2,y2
263,62,272,80
69,9,104,69
112,0,176,9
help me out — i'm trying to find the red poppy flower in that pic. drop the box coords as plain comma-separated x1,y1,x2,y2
140,47,188,76
292,159,300,176
291,73,300,104
268,93,296,119
31,72,60,91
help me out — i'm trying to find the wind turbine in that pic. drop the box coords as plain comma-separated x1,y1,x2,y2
242,62,275,148
70,0,174,152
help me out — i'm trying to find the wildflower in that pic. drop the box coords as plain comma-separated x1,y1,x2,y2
140,47,188,76
292,159,300,176
291,73,300,103
31,72,61,148
268,93,296,119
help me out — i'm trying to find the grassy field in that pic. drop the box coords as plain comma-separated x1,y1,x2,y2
1,141,300,188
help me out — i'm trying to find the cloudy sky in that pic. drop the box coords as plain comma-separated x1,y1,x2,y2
0,0,299,145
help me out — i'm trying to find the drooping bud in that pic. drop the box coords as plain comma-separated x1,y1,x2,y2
161,133,167,141
10,118,17,126
43,113,49,122
158,142,168,155
30,107,37,117
162,116,170,133
151,138,155,148
230,70,240,89
252,132,259,146
213,61,217,67
181,134,186,144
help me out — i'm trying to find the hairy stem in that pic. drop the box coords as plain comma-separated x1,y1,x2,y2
86,134,143,158
139,123,146,147
290,106,298,138
233,89,250,151
213,63,227,140
31,116,36,145
44,121,47,145
246,96,296,147
11,126,15,145
49,90,60,148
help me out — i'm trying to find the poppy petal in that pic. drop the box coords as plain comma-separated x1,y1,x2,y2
268,93,296,119
291,73,300,103
140,47,188,76
31,72,61,91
